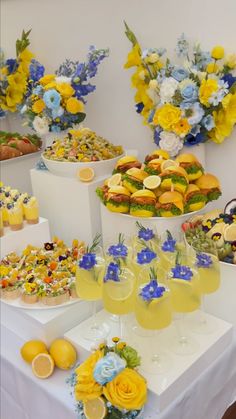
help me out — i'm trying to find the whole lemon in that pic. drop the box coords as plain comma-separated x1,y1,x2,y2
49,339,77,370
21,340,48,363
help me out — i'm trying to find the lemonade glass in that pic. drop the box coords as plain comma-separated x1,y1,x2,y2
132,244,158,283
132,222,159,252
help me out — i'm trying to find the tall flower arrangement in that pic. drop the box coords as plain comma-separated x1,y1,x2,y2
124,23,236,156
21,46,109,135
0,30,44,117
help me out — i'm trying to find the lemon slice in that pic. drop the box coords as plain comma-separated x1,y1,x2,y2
107,173,122,188
161,159,179,171
224,224,236,242
32,353,54,379
206,222,226,239
77,167,95,182
83,397,107,419
143,175,161,190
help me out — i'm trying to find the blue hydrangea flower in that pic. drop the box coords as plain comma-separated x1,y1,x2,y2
43,89,61,110
162,239,176,252
137,248,156,265
32,85,43,95
140,280,166,302
50,125,61,132
104,262,120,282
186,102,205,125
6,58,17,74
29,59,45,82
202,115,215,131
108,244,128,259
138,228,154,241
79,253,97,270
196,253,213,268
172,67,189,82
171,265,193,281
93,352,126,385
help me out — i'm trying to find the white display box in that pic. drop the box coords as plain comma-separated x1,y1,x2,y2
31,169,105,245
205,262,236,326
65,309,233,412
100,204,206,242
0,217,50,258
1,151,42,194
1,299,92,345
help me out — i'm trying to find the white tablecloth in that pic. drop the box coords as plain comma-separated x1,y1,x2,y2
1,325,236,419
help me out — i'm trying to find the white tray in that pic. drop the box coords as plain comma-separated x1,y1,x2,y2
1,296,80,310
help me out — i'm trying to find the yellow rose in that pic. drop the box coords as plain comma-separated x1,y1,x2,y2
66,97,84,114
199,79,218,107
32,99,45,114
225,53,236,69
124,44,142,69
44,81,57,90
40,74,56,86
173,118,191,136
56,83,75,98
103,368,147,411
211,46,224,60
74,350,103,402
206,62,219,74
153,104,181,130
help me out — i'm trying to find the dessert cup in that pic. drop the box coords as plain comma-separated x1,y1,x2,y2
8,205,23,231
23,197,39,224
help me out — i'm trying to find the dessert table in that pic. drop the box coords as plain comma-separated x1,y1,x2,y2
1,324,236,419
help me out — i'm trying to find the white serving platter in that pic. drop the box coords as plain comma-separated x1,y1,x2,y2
0,296,80,310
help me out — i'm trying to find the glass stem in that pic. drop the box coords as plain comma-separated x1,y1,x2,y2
91,301,98,329
118,316,122,338
151,330,160,363
176,313,188,346
200,295,207,325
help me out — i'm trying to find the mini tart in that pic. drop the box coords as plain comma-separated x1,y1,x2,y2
0,287,21,300
41,290,70,306
21,292,38,304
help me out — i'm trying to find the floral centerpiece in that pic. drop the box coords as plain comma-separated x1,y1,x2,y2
124,23,236,156
0,30,44,117
67,337,147,419
21,46,109,137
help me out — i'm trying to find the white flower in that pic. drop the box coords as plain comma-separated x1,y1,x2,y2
55,76,72,84
159,131,183,157
160,77,179,104
149,79,158,89
146,87,159,105
32,116,49,135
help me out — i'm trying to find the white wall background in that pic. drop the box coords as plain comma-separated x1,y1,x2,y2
1,0,236,206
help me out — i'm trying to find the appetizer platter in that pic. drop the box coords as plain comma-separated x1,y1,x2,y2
42,127,124,178
0,131,42,161
96,150,221,218
0,237,85,308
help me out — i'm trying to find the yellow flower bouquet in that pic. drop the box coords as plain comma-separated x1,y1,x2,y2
67,337,147,419
124,23,236,156
0,30,44,116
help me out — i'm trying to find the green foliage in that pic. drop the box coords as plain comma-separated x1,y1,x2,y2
124,21,139,47
16,29,31,57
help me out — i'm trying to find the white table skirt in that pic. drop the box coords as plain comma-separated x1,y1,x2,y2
1,324,236,419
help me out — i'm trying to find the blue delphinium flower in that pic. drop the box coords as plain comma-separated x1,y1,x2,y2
176,33,189,57
202,115,215,131
171,265,193,280
136,102,144,114
79,253,97,270
140,280,166,302
6,58,17,74
29,59,45,82
221,73,236,89
196,253,213,268
138,227,154,241
137,248,156,265
148,109,155,123
162,239,176,252
104,262,120,282
153,126,162,145
93,352,126,385
108,243,128,259
185,131,205,146
43,89,61,110
172,67,189,82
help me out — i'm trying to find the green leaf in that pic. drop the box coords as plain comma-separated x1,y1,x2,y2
124,21,139,47
16,29,32,57
229,81,236,94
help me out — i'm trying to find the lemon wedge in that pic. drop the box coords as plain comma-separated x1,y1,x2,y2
143,175,161,190
224,224,236,242
32,353,54,379
107,173,122,188
77,167,95,182
161,159,179,171
83,397,107,419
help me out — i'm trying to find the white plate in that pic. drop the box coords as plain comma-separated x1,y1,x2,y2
42,153,124,178
1,296,81,310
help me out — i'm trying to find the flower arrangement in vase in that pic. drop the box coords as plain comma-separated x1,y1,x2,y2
21,46,109,143
0,30,44,117
124,23,236,157
68,337,147,419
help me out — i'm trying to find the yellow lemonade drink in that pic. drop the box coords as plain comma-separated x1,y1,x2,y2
195,253,220,294
135,282,172,330
76,256,105,301
8,204,23,230
103,267,135,315
133,246,158,283
23,197,39,224
168,266,201,312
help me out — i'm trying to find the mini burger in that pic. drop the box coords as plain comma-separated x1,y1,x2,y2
122,168,148,193
175,153,204,181
160,166,189,194
195,174,221,202
144,158,164,175
156,191,184,217
106,186,130,213
144,149,170,164
130,189,156,217
113,156,141,174
184,184,207,213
